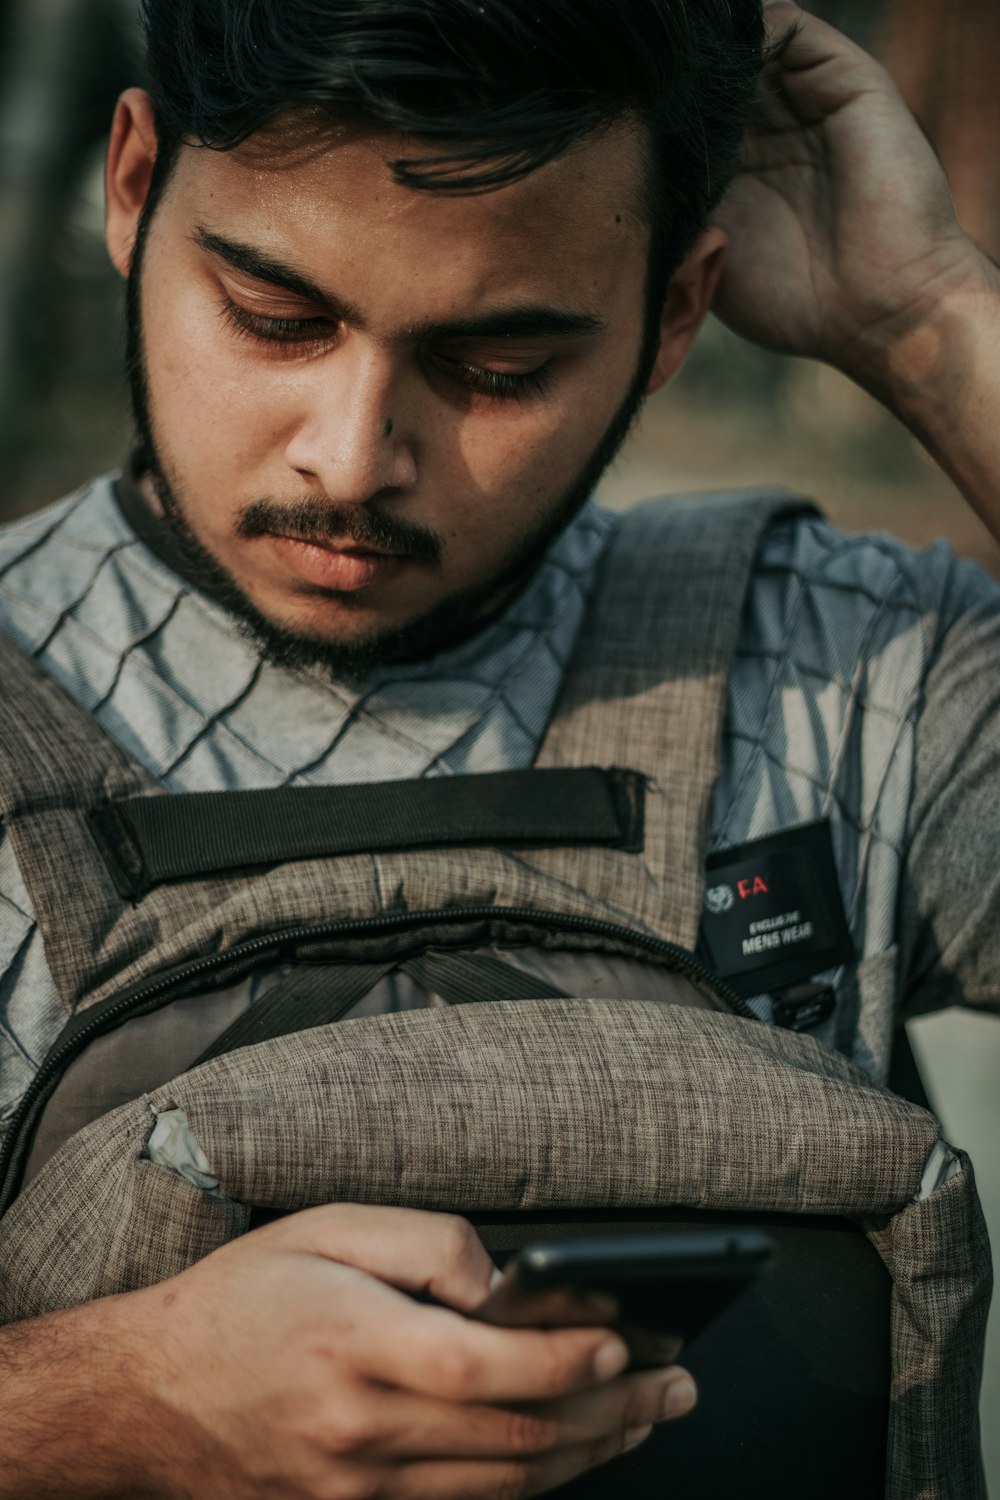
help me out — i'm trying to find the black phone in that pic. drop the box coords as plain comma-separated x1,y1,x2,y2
473,1229,774,1368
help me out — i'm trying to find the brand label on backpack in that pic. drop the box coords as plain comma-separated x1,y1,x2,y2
698,820,854,998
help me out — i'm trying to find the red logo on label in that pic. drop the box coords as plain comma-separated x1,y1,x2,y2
737,875,770,899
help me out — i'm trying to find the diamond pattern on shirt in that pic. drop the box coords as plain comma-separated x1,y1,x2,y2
0,477,616,797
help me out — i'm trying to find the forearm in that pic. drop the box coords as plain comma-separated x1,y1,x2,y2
0,1298,155,1499
855,250,1000,545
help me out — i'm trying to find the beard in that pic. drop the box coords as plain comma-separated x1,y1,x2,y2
125,217,656,685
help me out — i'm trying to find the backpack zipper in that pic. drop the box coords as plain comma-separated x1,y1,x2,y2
0,905,749,1214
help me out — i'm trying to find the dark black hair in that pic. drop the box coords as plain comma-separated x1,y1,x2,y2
139,0,766,306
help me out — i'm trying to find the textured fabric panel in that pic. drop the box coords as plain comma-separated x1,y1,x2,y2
0,486,110,655
0,836,66,1140
19,950,720,1187
863,1154,991,1500
20,978,265,1187
0,999,937,1316
171,1002,939,1215
0,1128,248,1324
0,629,152,818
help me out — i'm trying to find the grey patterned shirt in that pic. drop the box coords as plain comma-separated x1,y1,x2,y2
1,474,999,1132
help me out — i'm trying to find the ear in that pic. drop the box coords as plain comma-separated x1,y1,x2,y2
645,227,729,395
105,88,160,279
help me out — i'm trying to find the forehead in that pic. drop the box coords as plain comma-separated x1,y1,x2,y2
164,117,650,324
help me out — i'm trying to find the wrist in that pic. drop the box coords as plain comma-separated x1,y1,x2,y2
850,245,1000,431
0,1295,164,1499
843,244,1000,541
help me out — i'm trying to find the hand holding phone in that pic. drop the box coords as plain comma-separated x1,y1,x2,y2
474,1229,773,1368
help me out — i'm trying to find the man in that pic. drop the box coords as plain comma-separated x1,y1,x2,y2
0,0,996,1495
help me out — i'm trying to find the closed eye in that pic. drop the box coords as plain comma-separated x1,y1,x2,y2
221,299,333,348
221,298,554,401
430,353,554,402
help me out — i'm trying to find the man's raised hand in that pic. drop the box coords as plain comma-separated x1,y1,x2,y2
712,1,982,385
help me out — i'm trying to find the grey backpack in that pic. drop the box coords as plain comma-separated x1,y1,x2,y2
0,494,990,1499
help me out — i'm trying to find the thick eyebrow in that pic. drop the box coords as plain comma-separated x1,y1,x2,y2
194,226,354,316
193,225,605,343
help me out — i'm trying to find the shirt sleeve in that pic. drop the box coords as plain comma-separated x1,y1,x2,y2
898,547,1000,1018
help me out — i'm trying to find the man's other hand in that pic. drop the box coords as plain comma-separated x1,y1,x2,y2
712,1,985,385
66,1204,695,1499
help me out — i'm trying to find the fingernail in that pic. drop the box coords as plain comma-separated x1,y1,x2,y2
624,1424,653,1451
592,1339,629,1381
661,1372,697,1419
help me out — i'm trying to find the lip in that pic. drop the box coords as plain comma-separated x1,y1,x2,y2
264,534,402,592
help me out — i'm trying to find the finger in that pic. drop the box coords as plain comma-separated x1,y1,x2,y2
760,2,890,113
390,1427,652,1500
350,1287,630,1404
359,1365,697,1461
258,1203,498,1311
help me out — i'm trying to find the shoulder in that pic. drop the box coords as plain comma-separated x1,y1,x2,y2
0,475,134,654
741,510,997,688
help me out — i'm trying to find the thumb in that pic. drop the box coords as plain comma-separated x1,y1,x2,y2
258,1203,498,1312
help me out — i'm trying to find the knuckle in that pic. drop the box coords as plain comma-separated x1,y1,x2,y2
622,1378,658,1430
424,1342,482,1399
535,1335,585,1394
503,1408,556,1457
438,1213,481,1269
321,1401,381,1459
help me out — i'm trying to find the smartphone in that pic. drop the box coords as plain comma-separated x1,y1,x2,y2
474,1229,774,1368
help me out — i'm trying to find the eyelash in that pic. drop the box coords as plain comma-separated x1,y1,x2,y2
220,299,553,402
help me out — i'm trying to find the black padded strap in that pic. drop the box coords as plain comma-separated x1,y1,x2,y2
190,962,394,1068
88,767,646,900
401,949,571,1005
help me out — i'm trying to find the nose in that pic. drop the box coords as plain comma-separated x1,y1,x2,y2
283,341,417,502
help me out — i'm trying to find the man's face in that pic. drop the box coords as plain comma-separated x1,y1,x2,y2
110,108,688,670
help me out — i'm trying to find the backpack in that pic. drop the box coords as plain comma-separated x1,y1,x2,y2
0,493,990,1499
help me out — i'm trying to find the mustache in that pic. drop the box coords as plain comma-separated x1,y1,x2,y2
236,497,443,566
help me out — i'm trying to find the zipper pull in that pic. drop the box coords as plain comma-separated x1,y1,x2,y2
772,981,835,1032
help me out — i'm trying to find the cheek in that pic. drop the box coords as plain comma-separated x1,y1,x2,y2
449,381,616,508
144,277,297,466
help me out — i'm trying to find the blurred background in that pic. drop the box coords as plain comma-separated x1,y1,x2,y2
0,0,998,1486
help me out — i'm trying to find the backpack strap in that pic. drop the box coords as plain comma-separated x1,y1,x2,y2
536,490,816,951
87,766,645,900
0,639,156,817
